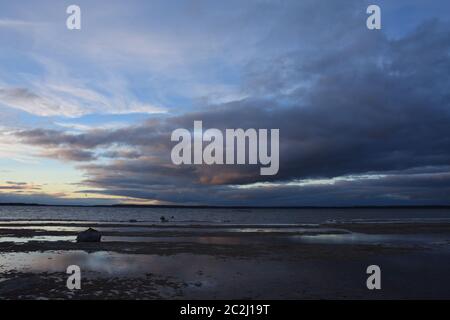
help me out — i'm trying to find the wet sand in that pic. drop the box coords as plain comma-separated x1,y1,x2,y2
0,221,449,299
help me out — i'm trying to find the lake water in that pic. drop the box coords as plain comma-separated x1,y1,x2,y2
0,206,450,224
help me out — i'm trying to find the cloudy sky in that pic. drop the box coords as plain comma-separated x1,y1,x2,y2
0,0,449,206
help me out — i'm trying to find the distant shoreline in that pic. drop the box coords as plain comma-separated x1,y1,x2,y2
0,203,450,209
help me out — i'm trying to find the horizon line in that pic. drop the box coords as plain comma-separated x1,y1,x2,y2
1,202,450,209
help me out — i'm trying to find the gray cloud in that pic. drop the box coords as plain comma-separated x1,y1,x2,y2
10,3,450,205
0,87,66,116
39,148,97,162
0,181,42,191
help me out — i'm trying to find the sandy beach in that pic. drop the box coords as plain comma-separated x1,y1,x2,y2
1,220,449,299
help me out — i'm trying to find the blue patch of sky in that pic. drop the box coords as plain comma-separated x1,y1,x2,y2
376,0,450,39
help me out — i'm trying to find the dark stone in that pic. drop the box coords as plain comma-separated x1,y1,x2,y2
76,228,102,242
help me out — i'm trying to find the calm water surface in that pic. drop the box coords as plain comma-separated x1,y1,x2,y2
1,206,450,224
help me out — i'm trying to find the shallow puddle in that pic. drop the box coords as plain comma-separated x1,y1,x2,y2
0,236,76,243
290,233,450,246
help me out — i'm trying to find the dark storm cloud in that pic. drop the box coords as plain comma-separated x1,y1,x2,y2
15,125,163,149
74,169,450,206
12,4,450,205
33,147,143,162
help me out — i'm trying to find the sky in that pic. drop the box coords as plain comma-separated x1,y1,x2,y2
0,0,450,206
